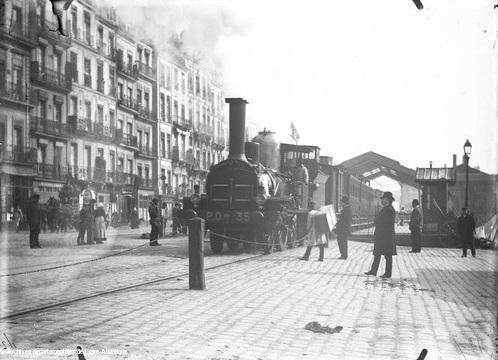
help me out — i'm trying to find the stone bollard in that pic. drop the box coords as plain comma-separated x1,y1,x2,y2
188,217,205,290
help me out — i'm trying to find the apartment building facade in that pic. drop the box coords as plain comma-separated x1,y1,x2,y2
0,0,38,224
0,0,226,227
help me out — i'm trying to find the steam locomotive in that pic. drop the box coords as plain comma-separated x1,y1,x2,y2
186,98,383,254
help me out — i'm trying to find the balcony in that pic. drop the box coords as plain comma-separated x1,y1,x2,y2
135,61,155,80
37,17,71,47
135,175,156,189
117,95,139,113
172,116,192,132
137,105,155,122
67,116,115,142
0,145,37,164
30,116,71,138
36,163,70,179
115,59,138,80
30,61,71,93
136,144,154,158
105,171,134,185
0,22,37,47
114,129,138,148
0,82,33,108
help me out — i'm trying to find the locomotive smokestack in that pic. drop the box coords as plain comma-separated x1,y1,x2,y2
225,98,249,161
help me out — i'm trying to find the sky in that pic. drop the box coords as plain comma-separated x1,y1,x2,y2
111,0,497,174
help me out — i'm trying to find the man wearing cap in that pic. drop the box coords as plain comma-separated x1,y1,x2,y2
149,198,161,246
409,199,423,253
335,196,352,259
26,194,42,249
365,191,396,278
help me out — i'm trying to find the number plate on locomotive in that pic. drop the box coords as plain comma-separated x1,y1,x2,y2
206,210,251,223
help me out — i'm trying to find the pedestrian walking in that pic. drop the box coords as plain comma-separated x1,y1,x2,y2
94,203,107,244
26,194,42,249
149,198,161,246
365,191,396,278
409,199,422,253
77,205,88,245
334,196,352,259
457,208,476,257
13,205,23,232
300,203,327,261
86,200,96,245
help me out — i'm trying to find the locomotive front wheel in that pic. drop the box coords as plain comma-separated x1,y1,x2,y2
210,233,224,254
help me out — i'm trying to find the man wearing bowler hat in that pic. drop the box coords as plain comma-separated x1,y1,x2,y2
409,199,422,253
365,191,396,278
335,196,352,259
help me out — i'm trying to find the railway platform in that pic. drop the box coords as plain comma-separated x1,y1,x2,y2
0,232,496,359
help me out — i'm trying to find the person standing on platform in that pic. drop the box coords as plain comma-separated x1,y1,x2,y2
457,208,476,257
77,205,88,245
335,196,352,259
13,205,23,232
300,202,327,262
86,200,96,245
365,191,396,278
94,203,107,244
409,199,423,253
26,194,42,249
149,198,161,246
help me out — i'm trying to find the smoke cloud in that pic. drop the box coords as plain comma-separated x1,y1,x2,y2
103,0,252,73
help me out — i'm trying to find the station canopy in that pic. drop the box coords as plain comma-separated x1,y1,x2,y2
339,151,418,188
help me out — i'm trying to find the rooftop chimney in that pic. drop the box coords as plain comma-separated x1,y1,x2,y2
225,98,248,161
453,154,457,168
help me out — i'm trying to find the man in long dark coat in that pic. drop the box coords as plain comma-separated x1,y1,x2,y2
335,196,352,259
409,199,422,253
149,198,161,246
457,208,476,257
26,194,42,249
365,191,396,278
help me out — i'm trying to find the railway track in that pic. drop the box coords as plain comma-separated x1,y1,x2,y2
0,252,265,321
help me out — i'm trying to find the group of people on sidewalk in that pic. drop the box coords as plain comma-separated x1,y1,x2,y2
76,199,108,245
300,191,479,278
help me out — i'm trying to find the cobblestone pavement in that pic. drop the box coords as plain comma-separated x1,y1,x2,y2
0,238,496,360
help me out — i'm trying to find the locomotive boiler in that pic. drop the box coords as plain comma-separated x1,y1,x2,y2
200,98,306,254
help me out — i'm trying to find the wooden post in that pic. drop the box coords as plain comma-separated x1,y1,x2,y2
188,217,205,290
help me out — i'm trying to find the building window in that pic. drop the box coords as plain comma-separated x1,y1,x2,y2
137,130,142,148
71,8,77,37
97,105,103,124
174,68,179,90
161,132,166,158
137,165,142,178
84,11,91,45
84,58,91,88
136,89,141,106
166,96,171,122
144,92,149,110
70,96,77,116
160,93,165,121
54,102,62,122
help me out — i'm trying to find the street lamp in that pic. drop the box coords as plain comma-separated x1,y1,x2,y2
463,139,472,209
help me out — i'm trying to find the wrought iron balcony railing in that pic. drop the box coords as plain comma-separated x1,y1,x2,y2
30,116,71,137
0,145,37,163
135,61,155,79
0,82,26,103
117,95,139,112
30,61,71,92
